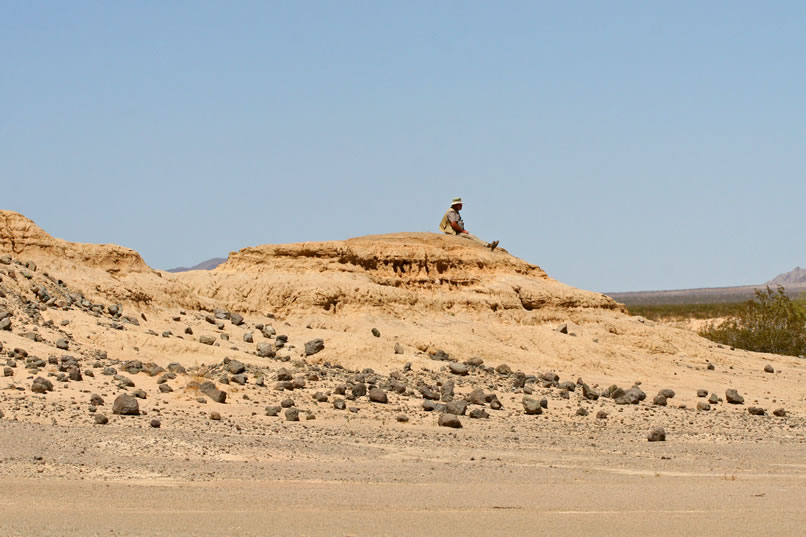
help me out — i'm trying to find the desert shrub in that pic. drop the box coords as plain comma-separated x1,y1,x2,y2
628,302,746,321
699,286,806,356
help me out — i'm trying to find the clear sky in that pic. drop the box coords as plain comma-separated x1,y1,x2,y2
2,1,804,292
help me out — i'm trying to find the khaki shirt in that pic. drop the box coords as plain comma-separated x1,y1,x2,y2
439,208,463,235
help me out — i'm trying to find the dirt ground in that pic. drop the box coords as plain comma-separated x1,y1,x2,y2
2,411,805,537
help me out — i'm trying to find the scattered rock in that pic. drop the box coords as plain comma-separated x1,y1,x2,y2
94,414,109,425
697,389,708,397
285,408,300,421
658,389,675,399
438,413,462,428
150,419,161,428
748,407,766,416
368,387,388,404
647,427,666,442
448,362,470,376
90,394,104,406
210,411,221,421
199,381,227,403
199,335,216,346
725,389,744,404
112,394,140,416
576,407,589,416
652,395,667,406
305,339,325,356
265,405,281,416
522,397,543,415
696,401,711,411
764,364,774,373
396,414,409,423
371,327,381,337
394,343,404,354
773,408,786,417
230,313,244,326
596,410,608,419
469,408,489,419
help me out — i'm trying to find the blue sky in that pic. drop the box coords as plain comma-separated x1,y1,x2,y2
2,1,804,292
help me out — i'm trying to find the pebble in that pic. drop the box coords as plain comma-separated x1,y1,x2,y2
438,413,462,428
725,389,744,404
112,394,140,416
647,427,666,442
94,414,109,425
150,419,161,428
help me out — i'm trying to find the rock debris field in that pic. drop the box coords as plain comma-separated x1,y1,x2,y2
1,209,805,537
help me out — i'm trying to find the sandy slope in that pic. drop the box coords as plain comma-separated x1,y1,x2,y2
1,209,805,536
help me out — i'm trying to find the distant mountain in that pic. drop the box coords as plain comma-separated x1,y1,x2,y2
767,267,806,286
165,257,226,273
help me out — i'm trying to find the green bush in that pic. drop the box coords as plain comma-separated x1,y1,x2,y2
699,286,806,356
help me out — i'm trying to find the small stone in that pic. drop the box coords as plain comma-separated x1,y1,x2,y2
55,338,69,350
495,364,512,375
465,356,484,367
3,366,12,377
576,407,589,416
696,401,711,411
368,387,388,404
707,363,715,371
708,393,719,404
522,397,543,415
94,414,109,425
438,413,462,428
556,323,569,334
697,389,708,398
658,389,675,399
647,427,666,442
652,395,667,406
210,411,221,420
394,343,404,354
280,398,295,408
449,362,470,376
725,389,744,404
773,408,786,417
243,331,254,343
445,400,468,416
132,389,147,399
150,419,161,428
333,399,346,410
112,394,140,415
304,339,325,356
159,384,173,393
257,342,275,358
265,405,281,416
396,414,409,423
199,381,227,403
90,394,104,405
764,364,774,373
0,318,10,331
231,313,244,326
596,410,608,419
199,335,216,345
352,383,367,398
285,408,300,421
371,327,381,337
469,408,489,419
748,407,766,416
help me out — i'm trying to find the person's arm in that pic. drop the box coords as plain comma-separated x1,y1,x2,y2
450,221,467,233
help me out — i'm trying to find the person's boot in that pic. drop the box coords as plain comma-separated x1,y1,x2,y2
488,240,499,251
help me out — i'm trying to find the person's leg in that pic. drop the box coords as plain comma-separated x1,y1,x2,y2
459,233,488,246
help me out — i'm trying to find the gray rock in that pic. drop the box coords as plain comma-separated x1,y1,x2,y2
94,414,109,425
467,388,486,405
596,410,608,419
276,368,292,381
368,387,388,404
438,413,462,428
167,362,186,374
697,389,708,397
495,364,512,375
748,407,766,416
647,427,666,442
210,411,221,420
265,405,281,416
150,419,161,428
159,383,173,393
199,381,227,403
305,339,325,356
658,389,676,399
581,383,599,401
445,400,468,415
708,393,719,405
3,366,12,377
396,414,409,423
333,399,346,410
764,364,774,373
228,360,246,374
90,394,104,406
112,394,140,415
725,389,744,404
231,313,244,326
449,362,470,376
522,397,543,415
469,408,489,419
230,374,247,385
652,395,667,406
132,389,147,399
257,342,275,358
280,398,295,408
696,401,711,411
32,377,54,392
313,392,328,403
773,408,786,417
115,375,135,388
465,356,484,367
394,342,404,354
0,318,11,331
418,384,440,401
55,338,69,350
243,331,254,343
352,383,367,398
576,407,589,416
371,327,381,337
285,408,300,421
556,323,569,334
199,335,216,346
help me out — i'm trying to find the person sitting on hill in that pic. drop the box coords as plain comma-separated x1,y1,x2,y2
439,197,499,251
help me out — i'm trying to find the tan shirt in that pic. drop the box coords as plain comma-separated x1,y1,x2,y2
439,208,463,235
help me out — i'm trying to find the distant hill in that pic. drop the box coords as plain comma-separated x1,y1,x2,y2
165,257,226,273
767,266,806,286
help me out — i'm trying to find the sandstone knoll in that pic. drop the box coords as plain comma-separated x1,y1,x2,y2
3,210,806,536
